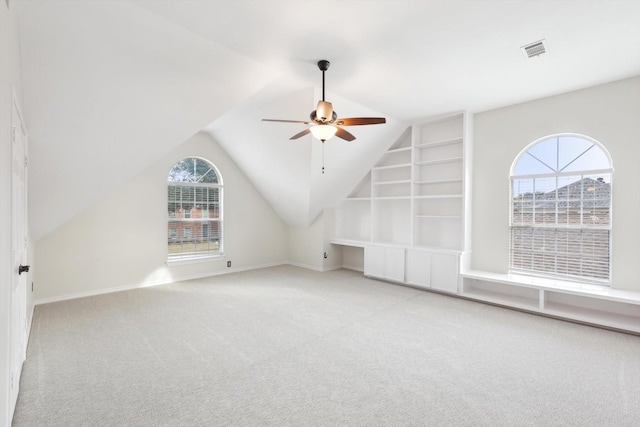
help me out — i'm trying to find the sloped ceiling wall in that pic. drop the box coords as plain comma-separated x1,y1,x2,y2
19,1,277,240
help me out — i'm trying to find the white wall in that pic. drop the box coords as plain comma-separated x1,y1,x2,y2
321,208,343,271
34,132,288,301
287,213,325,271
472,76,640,291
287,209,343,272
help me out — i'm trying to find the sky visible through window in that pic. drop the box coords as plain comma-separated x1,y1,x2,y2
512,136,610,196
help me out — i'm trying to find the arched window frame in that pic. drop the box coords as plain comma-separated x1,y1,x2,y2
509,134,613,284
167,157,223,261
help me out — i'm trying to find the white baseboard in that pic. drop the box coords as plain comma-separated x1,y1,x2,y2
286,262,342,273
34,261,288,305
342,264,364,272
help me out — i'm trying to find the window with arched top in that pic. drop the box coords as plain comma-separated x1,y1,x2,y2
167,157,223,259
510,134,612,283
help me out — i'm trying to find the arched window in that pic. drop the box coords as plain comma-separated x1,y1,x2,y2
167,157,223,259
510,134,612,283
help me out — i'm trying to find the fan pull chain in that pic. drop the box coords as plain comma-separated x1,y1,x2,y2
322,140,325,174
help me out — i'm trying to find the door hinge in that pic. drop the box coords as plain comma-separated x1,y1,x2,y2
12,125,16,143
24,155,28,167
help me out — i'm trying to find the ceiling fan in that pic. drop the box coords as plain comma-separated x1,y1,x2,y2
262,60,386,143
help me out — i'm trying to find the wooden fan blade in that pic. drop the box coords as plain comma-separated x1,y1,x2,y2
335,126,356,142
335,117,386,126
290,128,311,140
262,119,312,124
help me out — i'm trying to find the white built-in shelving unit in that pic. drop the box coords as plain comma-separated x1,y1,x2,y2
460,271,640,333
332,112,471,291
412,114,467,252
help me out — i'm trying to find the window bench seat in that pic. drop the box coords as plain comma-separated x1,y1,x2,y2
460,270,640,334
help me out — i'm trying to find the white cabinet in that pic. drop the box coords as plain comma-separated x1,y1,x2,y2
364,244,405,283
406,248,459,293
430,253,459,293
334,112,471,294
406,248,431,287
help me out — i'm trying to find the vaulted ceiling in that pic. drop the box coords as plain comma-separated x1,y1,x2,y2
18,0,640,239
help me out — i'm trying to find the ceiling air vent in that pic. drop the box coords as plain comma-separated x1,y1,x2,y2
521,40,547,58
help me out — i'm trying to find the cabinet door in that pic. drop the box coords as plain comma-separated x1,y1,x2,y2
364,245,386,279
364,245,405,282
384,246,406,283
430,253,459,293
406,249,431,287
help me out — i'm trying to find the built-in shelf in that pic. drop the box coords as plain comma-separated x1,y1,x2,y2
461,270,640,333
415,157,463,166
387,146,413,154
373,180,412,186
374,196,412,200
330,238,369,248
410,114,467,256
415,178,463,185
415,137,463,149
414,194,463,200
372,163,412,171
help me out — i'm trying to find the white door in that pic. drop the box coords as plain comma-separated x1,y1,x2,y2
10,98,28,419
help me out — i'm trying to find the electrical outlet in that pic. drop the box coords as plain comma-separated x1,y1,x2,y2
323,252,328,259
227,261,231,268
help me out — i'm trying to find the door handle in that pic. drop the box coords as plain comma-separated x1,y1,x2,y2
18,265,30,275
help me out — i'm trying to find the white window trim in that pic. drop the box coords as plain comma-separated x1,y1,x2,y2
165,253,225,267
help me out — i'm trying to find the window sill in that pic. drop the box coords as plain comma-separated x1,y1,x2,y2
166,254,224,267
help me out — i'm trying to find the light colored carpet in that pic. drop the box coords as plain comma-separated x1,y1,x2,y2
13,265,640,426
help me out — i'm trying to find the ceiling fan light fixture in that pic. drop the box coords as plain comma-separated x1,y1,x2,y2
310,124,337,141
316,101,333,122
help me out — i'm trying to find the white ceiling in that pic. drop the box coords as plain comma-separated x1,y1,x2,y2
17,1,640,238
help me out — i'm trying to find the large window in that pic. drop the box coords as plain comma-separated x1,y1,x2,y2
167,157,222,259
510,135,612,283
